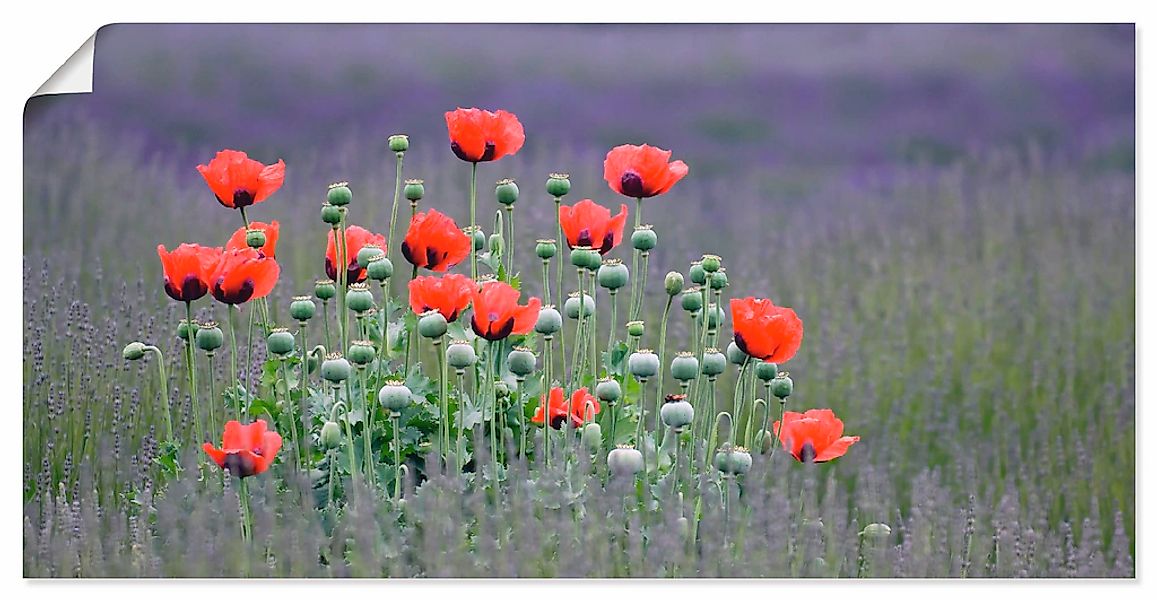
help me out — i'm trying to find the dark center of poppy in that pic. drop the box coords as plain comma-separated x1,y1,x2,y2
215,277,256,305
598,231,616,254
549,414,568,430
450,141,497,163
620,171,645,197
576,228,593,247
799,442,817,464
166,274,208,302
222,452,257,478
233,189,255,208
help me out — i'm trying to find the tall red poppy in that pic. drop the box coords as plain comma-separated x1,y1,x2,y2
470,280,541,341
730,297,804,363
408,274,475,322
202,419,283,478
533,387,601,429
401,209,472,272
603,144,689,198
773,409,860,463
210,248,280,305
157,243,222,303
326,225,386,283
196,149,286,209
558,199,630,254
444,108,525,163
226,220,280,258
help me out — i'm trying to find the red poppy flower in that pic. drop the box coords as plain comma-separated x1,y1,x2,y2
470,280,541,341
533,387,601,429
401,209,472,272
444,107,525,163
196,149,286,209
326,225,386,283
730,297,804,363
210,247,280,305
202,419,283,478
603,143,689,198
773,409,860,463
157,243,222,303
408,274,475,322
558,199,630,254
226,220,280,258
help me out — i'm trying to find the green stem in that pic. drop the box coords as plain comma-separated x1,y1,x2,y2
321,300,333,356
238,478,251,542
244,306,255,398
392,412,402,499
184,302,202,444
435,338,448,464
359,366,373,485
637,377,649,480
634,250,650,323
516,376,526,459
336,385,358,485
731,362,752,448
387,152,404,253
570,270,587,388
143,345,173,440
607,289,619,350
226,306,241,420
403,265,419,377
279,358,300,475
337,215,350,352
469,162,478,281
206,353,218,435
489,343,500,484
628,197,642,321
542,338,552,468
506,205,515,278
652,297,673,441
554,198,566,381
455,369,466,474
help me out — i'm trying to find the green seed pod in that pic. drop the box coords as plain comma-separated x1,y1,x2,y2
607,445,644,476
664,271,684,296
670,352,700,382
731,447,753,474
754,429,775,454
495,178,519,206
314,279,337,301
176,319,191,342
631,225,657,252
320,353,351,383
706,303,725,330
583,249,602,271
660,394,694,429
195,322,224,352
122,341,146,361
564,293,595,320
290,296,316,321
570,246,593,269
320,421,343,449
266,328,296,357
626,320,645,338
582,423,603,452
244,228,267,250
347,340,377,366
535,239,557,260
689,261,706,285
755,361,780,381
378,380,412,413
861,523,892,540
446,340,478,370
595,378,622,404
771,374,794,399
465,226,485,251
546,172,571,198
701,348,726,377
388,134,409,153
597,259,629,290
534,306,563,335
701,254,722,273
628,349,660,379
681,287,703,312
345,283,374,313
726,341,749,365
366,255,394,281
320,203,342,225
494,379,512,399
417,310,448,339
357,244,384,268
327,182,352,206
404,179,425,202
507,347,536,378
709,269,729,291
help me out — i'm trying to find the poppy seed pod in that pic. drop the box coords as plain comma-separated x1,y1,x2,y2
714,443,739,475
494,379,512,399
418,310,448,339
607,445,644,476
595,378,622,404
628,349,660,379
709,269,729,291
727,341,749,365
314,279,337,300
660,395,694,429
670,352,700,382
771,374,794,399
320,421,343,449
626,320,645,338
570,246,594,269
706,304,725,330
755,361,780,381
446,340,478,370
327,182,353,206
534,306,563,335
122,341,146,361
245,228,267,250
321,203,342,225
388,134,409,153
357,244,385,268
664,271,684,296
597,260,629,290
862,523,892,540
701,348,727,377
176,319,191,341
464,226,485,251
731,447,753,474
366,255,394,281
701,254,722,273
266,328,296,357
320,353,351,384
347,340,377,366
564,293,595,319
507,347,536,378
631,225,657,252
403,179,425,202
378,380,412,413
681,287,703,312
546,172,571,198
582,423,603,452
496,179,519,206
290,296,316,321
195,323,224,352
345,283,374,313
535,239,557,260
689,261,706,285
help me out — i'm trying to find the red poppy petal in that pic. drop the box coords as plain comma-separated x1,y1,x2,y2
815,436,860,462
202,443,226,468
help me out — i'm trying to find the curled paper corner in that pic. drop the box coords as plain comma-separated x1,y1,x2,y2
33,33,95,97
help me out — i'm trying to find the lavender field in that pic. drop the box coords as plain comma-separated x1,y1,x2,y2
22,24,1135,577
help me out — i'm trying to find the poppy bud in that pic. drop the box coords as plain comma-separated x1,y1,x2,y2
570,246,594,269
628,349,659,379
195,322,224,352
546,172,571,198
626,320,645,338
404,179,425,202
327,182,352,207
701,254,722,273
631,225,657,252
347,340,377,366
321,353,351,384
494,380,512,399
681,287,703,312
122,342,146,361
582,423,602,452
176,319,191,342
314,279,337,300
664,271,684,296
595,378,622,404
320,421,343,449
535,239,557,260
706,303,725,330
861,523,892,540
597,259,629,290
378,380,412,413
701,348,726,377
726,341,749,365
535,306,563,335
754,429,774,454
507,347,536,378
345,283,375,313
388,134,409,153
607,445,644,476
267,328,296,357
660,394,694,429
446,339,478,370
357,244,384,268
565,293,595,319
488,232,505,257
709,269,729,291
670,352,699,382
463,226,485,251
417,310,448,339
290,296,316,321
771,374,794,399
495,178,519,206
677,517,689,539
321,203,342,225
689,261,707,285
755,361,779,381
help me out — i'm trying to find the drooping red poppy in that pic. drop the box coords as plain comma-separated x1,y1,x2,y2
603,143,689,199
202,419,283,478
196,149,286,209
401,209,472,273
773,409,860,463
533,387,601,429
326,225,386,283
470,280,541,341
558,199,629,254
157,243,223,303
226,220,280,258
444,107,525,163
408,274,475,322
730,297,804,363
210,247,280,305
